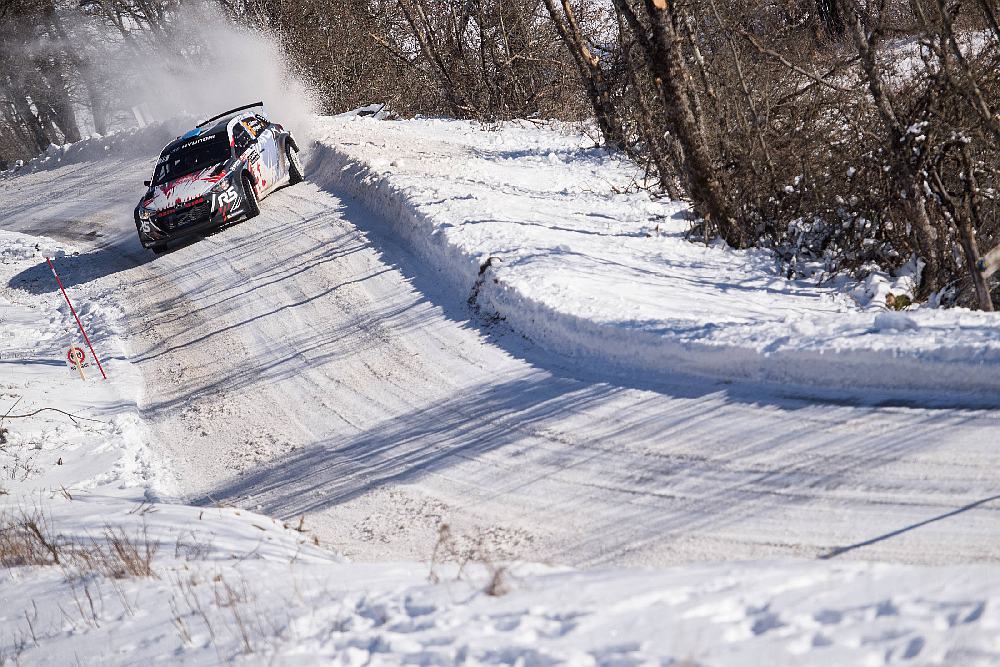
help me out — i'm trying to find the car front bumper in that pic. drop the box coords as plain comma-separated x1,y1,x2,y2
138,196,234,247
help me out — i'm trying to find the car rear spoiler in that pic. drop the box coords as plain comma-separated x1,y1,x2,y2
197,102,265,128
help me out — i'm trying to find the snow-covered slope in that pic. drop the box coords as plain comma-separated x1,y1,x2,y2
0,230,158,495
2,116,1000,664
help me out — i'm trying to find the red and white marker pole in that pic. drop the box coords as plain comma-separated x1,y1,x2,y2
46,257,107,380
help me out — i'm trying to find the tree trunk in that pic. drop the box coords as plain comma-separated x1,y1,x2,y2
817,0,846,37
618,21,682,198
3,77,50,154
397,0,474,116
49,10,109,136
34,64,81,143
843,0,943,294
542,0,625,149
618,0,744,246
931,149,995,311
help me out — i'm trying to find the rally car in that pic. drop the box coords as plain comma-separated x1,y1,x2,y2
134,102,303,254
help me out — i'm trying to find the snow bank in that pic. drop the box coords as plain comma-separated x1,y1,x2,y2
7,511,1000,665
0,228,168,498
0,228,337,662
309,114,1000,395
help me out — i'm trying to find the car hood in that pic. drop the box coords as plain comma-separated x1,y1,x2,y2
141,164,226,212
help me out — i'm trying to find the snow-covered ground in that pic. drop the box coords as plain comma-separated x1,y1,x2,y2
1,115,1000,664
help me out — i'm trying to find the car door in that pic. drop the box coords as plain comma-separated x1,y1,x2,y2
232,119,269,197
232,122,260,191
246,116,281,198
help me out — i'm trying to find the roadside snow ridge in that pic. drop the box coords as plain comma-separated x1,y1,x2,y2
309,114,1000,394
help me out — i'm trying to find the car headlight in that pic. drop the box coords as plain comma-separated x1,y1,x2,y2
138,207,153,221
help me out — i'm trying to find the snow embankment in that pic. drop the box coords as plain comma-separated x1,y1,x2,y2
0,229,337,662
309,114,1000,394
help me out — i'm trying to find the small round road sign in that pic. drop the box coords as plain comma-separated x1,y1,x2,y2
67,347,86,365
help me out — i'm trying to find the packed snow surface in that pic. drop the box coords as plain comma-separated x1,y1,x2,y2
1,115,1000,664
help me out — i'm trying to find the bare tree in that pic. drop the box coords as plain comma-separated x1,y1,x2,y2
392,0,581,120
613,0,745,246
543,0,624,147
817,0,846,37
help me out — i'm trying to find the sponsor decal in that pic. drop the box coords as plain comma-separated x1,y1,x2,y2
156,166,224,203
213,184,241,221
180,134,216,150
217,188,238,207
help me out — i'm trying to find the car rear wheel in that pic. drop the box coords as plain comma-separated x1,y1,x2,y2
286,143,303,185
243,175,260,220
151,244,169,255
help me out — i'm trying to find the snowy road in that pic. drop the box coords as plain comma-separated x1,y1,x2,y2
3,119,999,569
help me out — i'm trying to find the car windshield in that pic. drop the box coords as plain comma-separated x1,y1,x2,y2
152,133,231,186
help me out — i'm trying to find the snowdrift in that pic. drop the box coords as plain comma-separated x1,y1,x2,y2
309,113,1000,396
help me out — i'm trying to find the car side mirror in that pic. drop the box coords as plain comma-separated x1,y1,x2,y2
144,180,151,187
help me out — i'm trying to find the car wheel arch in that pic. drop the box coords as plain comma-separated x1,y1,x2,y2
241,166,257,187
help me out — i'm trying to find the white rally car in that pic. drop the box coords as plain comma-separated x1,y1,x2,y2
134,102,303,254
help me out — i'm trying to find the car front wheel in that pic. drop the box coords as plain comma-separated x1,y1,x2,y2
286,143,303,185
243,175,260,220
